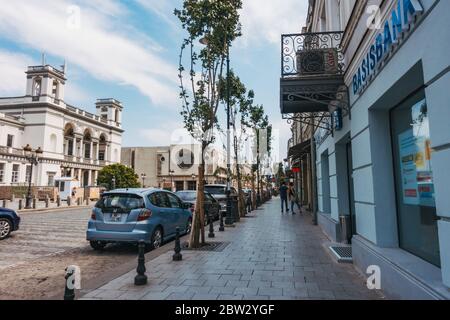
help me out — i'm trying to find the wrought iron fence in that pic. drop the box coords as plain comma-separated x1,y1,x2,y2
281,31,345,78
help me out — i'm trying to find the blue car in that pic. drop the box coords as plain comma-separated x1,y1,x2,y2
0,207,21,240
87,188,192,250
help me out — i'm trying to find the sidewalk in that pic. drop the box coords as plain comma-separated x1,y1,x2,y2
81,198,384,300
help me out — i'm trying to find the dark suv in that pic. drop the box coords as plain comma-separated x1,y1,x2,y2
0,207,21,240
204,184,238,214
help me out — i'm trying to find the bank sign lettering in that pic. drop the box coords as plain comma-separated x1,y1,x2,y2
352,0,423,95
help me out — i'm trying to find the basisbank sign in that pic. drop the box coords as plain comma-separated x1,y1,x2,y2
352,0,423,95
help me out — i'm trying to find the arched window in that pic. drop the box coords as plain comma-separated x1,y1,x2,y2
64,123,75,156
83,130,92,159
98,134,107,161
52,80,59,98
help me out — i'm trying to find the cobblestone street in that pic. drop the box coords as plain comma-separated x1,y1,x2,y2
82,198,384,300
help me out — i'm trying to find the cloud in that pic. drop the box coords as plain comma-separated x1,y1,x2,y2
0,50,35,96
135,0,181,31
238,0,308,47
0,0,179,107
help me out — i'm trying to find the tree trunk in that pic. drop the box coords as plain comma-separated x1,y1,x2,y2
251,171,256,210
234,137,245,218
189,147,206,248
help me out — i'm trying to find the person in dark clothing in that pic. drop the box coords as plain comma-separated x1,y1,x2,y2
279,182,289,213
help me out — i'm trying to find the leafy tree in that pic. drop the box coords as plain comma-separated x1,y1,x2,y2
175,0,242,248
97,164,140,190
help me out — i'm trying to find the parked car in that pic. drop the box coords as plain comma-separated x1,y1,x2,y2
87,188,192,251
204,184,238,214
176,190,220,221
0,207,21,240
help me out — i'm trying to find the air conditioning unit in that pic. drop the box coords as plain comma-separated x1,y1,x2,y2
296,48,339,75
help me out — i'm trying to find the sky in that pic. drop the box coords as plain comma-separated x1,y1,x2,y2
0,0,308,162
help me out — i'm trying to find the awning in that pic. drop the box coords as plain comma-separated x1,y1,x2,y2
288,139,311,160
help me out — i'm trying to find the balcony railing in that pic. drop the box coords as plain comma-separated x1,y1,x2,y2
281,31,344,78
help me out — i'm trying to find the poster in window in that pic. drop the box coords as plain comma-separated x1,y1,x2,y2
398,99,435,207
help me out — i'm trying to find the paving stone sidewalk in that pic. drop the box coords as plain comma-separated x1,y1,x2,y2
81,198,384,300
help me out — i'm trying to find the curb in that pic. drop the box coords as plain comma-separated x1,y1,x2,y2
17,205,93,215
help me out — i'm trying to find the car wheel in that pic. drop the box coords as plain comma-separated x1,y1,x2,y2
150,227,163,249
0,218,12,240
186,218,192,234
90,241,107,250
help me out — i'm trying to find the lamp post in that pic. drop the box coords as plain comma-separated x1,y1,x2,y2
191,173,196,190
23,144,43,209
140,173,147,188
169,170,175,192
111,176,116,191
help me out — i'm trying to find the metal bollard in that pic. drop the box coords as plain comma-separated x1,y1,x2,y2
67,196,71,206
77,197,81,206
64,267,75,300
219,211,225,232
57,196,61,207
85,198,89,206
2,199,6,208
18,199,23,210
32,198,37,209
134,240,148,285
45,196,49,208
208,214,215,238
173,227,182,261
11,194,15,202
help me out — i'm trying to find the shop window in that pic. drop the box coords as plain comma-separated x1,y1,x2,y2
390,90,440,267
321,150,331,214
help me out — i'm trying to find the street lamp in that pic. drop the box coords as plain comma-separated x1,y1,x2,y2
169,170,175,191
140,173,147,188
23,144,43,209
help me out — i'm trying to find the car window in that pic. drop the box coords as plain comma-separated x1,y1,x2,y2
204,186,226,194
96,194,144,211
166,193,182,208
149,192,171,208
204,193,214,202
177,192,196,201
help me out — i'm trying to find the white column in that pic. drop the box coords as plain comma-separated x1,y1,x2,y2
88,170,92,186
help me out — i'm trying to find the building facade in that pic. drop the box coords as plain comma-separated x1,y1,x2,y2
282,0,450,299
122,144,227,191
0,64,123,187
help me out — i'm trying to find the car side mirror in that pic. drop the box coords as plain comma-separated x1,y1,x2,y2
182,202,190,209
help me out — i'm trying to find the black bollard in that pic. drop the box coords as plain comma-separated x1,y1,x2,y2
32,198,37,209
172,227,182,261
18,199,23,210
64,268,75,300
208,214,215,238
219,211,225,232
57,196,61,207
134,240,148,285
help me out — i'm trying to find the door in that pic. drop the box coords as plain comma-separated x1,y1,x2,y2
165,192,184,235
149,192,177,237
346,141,357,239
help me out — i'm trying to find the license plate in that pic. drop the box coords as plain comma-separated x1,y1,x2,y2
111,213,122,222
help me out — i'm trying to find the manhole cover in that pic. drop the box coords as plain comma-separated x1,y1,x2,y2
182,241,230,252
329,246,353,263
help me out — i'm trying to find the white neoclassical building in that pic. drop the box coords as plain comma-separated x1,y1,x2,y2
0,63,123,187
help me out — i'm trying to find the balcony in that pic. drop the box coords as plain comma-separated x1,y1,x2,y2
280,31,349,130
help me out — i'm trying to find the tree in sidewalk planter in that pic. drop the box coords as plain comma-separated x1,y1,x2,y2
244,104,271,209
97,164,140,190
218,70,252,218
174,0,242,249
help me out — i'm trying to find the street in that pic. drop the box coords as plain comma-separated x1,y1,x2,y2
0,207,143,300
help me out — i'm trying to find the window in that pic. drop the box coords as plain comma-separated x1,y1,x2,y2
11,164,20,183
84,143,91,159
6,134,14,148
98,151,105,161
0,163,4,183
149,192,170,208
52,80,58,98
175,181,184,192
33,79,41,96
25,166,32,183
96,194,145,212
167,193,182,208
47,172,56,187
391,91,440,267
67,139,74,156
188,181,197,191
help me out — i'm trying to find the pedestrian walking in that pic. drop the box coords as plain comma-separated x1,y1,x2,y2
288,182,301,214
279,182,289,213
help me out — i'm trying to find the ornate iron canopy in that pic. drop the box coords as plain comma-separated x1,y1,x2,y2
280,31,349,133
